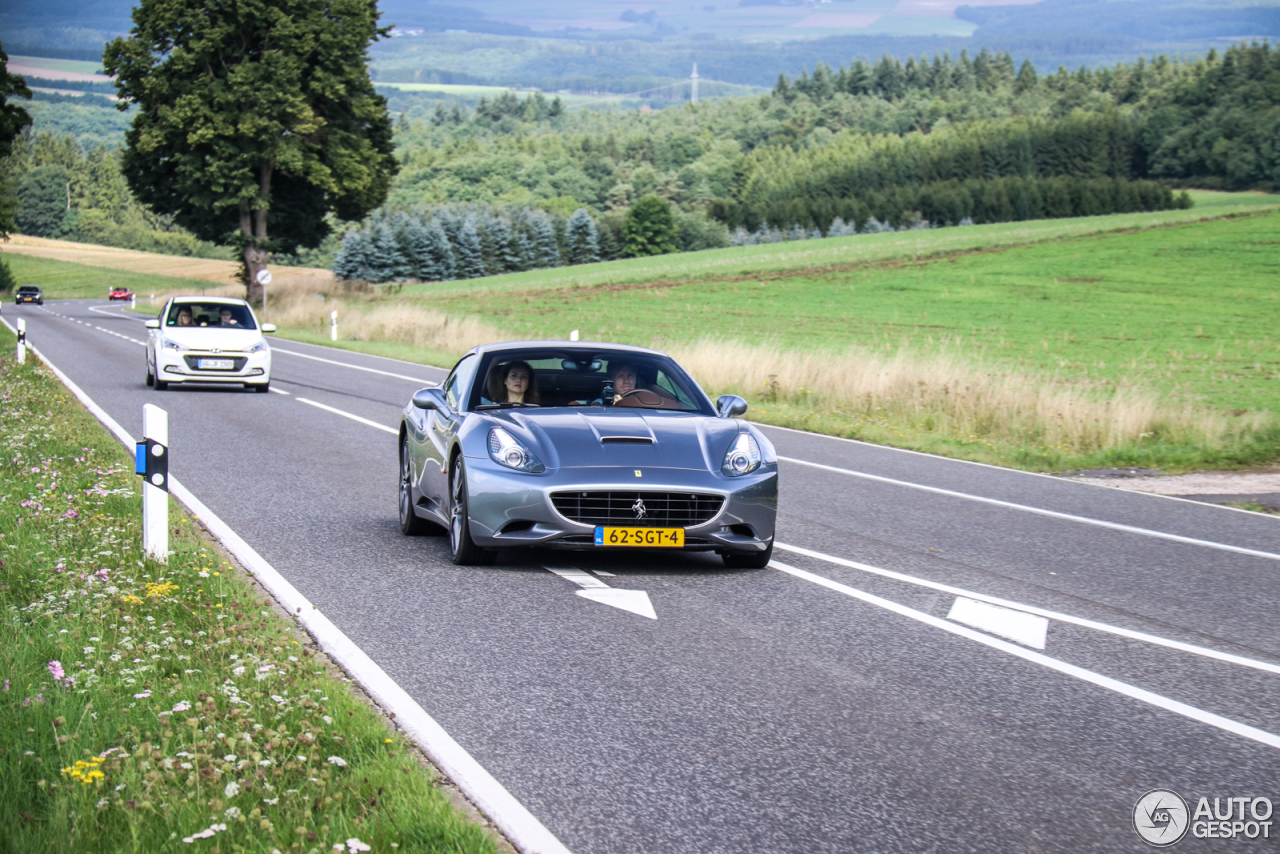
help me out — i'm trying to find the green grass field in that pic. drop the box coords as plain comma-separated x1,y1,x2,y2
403,191,1279,300
432,210,1280,415
1,254,217,300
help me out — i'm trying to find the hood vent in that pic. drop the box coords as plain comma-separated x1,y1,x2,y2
600,436,654,444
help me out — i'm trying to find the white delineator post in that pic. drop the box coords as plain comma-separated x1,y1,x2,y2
330,309,338,341
16,318,25,364
141,404,169,562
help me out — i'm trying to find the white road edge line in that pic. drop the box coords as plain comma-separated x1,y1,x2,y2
274,347,439,385
295,398,397,435
768,559,1280,752
775,542,1280,676
2,319,573,854
759,421,1277,518
777,456,1280,563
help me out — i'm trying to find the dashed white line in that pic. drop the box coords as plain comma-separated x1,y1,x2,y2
294,397,397,434
274,347,438,385
775,541,1280,676
769,559,1280,752
777,456,1280,562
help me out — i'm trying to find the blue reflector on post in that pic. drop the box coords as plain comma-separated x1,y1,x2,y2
135,442,146,475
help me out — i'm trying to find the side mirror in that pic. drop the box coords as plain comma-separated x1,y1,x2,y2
261,323,277,334
411,387,447,411
144,319,160,329
717,394,748,418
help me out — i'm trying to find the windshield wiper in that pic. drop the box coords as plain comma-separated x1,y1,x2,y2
474,402,541,410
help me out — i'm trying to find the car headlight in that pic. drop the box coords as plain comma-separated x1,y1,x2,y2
161,338,187,351
244,340,268,354
721,432,762,477
488,427,545,473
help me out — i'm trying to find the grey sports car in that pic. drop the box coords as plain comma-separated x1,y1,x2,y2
398,341,778,567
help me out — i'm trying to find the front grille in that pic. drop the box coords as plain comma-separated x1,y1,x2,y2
551,491,724,527
183,355,248,372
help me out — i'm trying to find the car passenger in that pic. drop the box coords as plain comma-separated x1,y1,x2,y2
176,308,194,326
482,361,540,405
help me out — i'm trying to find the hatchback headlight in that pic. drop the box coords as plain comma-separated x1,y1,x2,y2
488,427,544,473
244,340,268,354
161,338,187,351
721,432,762,477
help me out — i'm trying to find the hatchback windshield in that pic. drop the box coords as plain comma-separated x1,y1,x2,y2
469,349,711,414
166,302,257,330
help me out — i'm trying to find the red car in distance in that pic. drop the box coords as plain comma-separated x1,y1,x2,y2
108,288,134,301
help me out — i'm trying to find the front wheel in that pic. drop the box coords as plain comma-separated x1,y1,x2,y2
449,458,494,566
722,540,774,569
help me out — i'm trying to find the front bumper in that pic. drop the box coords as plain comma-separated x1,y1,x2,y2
461,458,777,553
157,349,272,384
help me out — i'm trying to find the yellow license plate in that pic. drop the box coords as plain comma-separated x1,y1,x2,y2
594,527,685,547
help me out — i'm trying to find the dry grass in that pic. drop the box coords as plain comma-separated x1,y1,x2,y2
2,234,333,291
264,278,504,355
670,338,1271,453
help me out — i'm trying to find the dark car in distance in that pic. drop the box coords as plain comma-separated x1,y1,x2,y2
15,285,43,305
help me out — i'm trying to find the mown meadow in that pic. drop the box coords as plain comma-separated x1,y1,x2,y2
0,326,497,853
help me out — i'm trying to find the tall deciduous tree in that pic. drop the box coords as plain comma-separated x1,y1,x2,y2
103,0,397,302
0,44,34,239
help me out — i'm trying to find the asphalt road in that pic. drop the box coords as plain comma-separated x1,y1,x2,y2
11,298,1280,854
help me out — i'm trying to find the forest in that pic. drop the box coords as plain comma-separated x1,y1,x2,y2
2,41,1276,277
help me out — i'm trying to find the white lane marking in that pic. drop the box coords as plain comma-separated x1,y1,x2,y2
769,560,1280,752
760,425,1273,519
269,387,291,395
948,597,1048,649
545,566,657,619
593,570,617,577
5,318,574,854
775,542,1280,676
274,347,438,385
93,324,146,346
777,456,1280,563
294,398,397,435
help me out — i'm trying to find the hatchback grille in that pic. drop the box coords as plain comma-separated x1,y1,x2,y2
551,491,724,527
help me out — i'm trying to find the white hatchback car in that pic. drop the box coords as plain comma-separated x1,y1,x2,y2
145,297,276,392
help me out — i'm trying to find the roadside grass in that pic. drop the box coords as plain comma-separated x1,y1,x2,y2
0,327,497,853
0,254,216,300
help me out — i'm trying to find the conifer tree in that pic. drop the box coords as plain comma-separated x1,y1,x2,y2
564,208,600,265
454,218,486,279
527,210,561,268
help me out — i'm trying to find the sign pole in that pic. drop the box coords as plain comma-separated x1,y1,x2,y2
138,404,169,562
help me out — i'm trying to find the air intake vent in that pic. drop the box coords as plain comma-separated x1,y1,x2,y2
600,436,653,444
551,491,724,527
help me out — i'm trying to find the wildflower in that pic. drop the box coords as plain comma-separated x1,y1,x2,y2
2,680,8,692
48,661,66,681
224,781,240,797
326,756,347,768
134,690,151,699
172,701,191,712
223,806,241,819
62,509,79,519
339,839,371,853
223,754,237,763
262,797,279,805
181,823,227,843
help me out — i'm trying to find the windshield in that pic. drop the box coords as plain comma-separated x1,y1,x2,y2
18,287,39,293
166,302,257,330
469,348,713,415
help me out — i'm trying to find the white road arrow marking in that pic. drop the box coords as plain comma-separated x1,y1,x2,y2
545,567,657,620
947,597,1048,649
